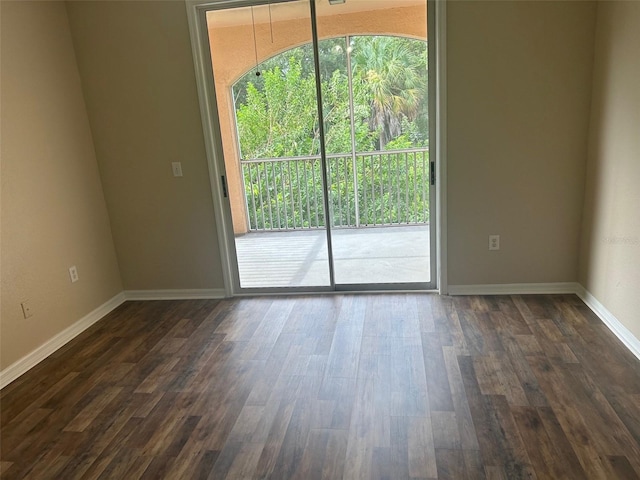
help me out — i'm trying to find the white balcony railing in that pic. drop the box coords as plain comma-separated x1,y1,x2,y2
241,147,430,231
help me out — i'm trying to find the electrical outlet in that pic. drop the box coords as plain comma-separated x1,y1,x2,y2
172,162,183,177
69,266,79,283
21,301,33,319
489,235,500,251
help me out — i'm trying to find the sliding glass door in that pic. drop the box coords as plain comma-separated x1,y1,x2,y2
205,0,434,292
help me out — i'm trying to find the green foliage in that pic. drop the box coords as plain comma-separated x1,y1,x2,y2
236,58,319,159
384,118,428,150
232,36,430,230
351,36,427,148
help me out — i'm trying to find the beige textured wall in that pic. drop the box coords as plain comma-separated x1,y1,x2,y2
66,0,223,291
1,1,122,369
580,1,640,340
447,1,597,286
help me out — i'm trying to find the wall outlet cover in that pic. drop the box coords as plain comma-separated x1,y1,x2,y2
69,266,79,283
489,235,500,251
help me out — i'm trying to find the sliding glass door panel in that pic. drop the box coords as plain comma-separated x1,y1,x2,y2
206,1,331,289
315,0,432,285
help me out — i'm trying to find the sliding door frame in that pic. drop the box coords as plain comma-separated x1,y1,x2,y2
185,0,447,296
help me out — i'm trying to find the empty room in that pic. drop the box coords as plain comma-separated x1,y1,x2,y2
1,0,639,478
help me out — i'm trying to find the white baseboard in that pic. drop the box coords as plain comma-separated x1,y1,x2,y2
0,289,226,389
124,289,227,301
575,285,640,361
0,292,126,390
447,282,580,296
447,281,639,362
3,284,635,391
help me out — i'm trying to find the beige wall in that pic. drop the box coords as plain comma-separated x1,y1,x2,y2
447,1,597,285
580,1,640,340
66,0,223,290
0,1,122,369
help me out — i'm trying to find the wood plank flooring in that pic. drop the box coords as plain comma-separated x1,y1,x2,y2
1,294,639,479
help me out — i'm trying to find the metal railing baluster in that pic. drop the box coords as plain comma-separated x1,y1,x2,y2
287,160,296,229
396,153,401,224
256,163,266,230
422,151,428,222
380,153,385,225
361,153,367,226
264,162,274,229
312,158,320,228
405,153,410,223
413,152,418,224
371,155,376,226
335,159,342,227
280,162,289,229
295,160,303,228
273,162,282,229
248,164,259,230
344,156,350,227
303,159,312,228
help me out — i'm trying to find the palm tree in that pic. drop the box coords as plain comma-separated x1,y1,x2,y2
352,36,427,149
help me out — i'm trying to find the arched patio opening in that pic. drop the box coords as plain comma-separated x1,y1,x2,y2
207,1,427,234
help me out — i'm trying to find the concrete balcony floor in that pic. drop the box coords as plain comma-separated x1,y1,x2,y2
234,225,430,288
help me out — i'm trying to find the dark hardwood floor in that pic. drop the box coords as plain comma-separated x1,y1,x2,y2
1,294,639,479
